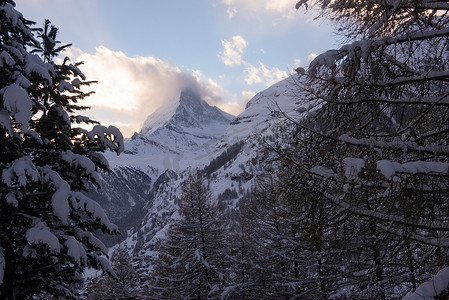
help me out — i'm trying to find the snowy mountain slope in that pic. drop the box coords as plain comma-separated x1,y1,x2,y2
117,75,314,262
89,89,234,225
217,75,308,148
208,75,312,201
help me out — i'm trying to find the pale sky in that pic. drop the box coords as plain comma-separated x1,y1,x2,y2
16,0,337,137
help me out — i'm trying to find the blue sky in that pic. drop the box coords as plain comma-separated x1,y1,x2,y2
16,0,338,136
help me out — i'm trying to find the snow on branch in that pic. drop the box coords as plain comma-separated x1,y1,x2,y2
310,165,336,178
56,81,75,93
318,189,449,231
404,267,449,300
308,39,381,78
24,53,53,84
61,150,95,174
330,94,449,106
87,125,124,154
61,150,100,185
0,109,12,135
5,192,18,206
70,192,118,233
76,229,109,255
0,3,36,43
343,157,365,180
0,50,14,67
338,134,449,155
68,63,86,80
88,152,110,170
309,28,449,80
41,167,71,224
0,2,21,27
365,71,449,88
377,160,449,180
64,236,87,266
71,115,99,124
2,84,32,133
2,156,39,187
377,224,449,248
368,0,401,37
26,222,61,254
97,255,117,278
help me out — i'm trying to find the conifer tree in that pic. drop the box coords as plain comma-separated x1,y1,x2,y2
151,169,226,299
0,1,123,299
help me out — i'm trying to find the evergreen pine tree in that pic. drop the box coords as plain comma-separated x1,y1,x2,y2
0,2,123,299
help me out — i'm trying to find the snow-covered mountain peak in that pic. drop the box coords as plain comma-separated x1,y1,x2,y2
140,89,233,137
105,89,235,182
139,95,179,137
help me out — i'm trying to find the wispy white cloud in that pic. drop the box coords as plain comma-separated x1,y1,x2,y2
217,35,289,87
221,0,297,19
192,69,252,116
307,52,318,63
243,64,263,85
64,46,247,137
290,53,319,73
293,58,302,68
213,90,255,116
244,62,288,87
226,7,238,18
217,35,248,67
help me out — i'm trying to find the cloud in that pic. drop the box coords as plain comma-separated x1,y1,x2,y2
293,58,302,68
243,62,288,87
217,35,248,67
192,69,252,116
217,36,289,87
64,46,245,137
221,0,297,19
307,52,318,63
243,64,263,85
218,90,255,114
226,7,238,18
289,53,319,73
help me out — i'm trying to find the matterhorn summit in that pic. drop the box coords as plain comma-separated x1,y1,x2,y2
139,89,234,149
106,89,234,178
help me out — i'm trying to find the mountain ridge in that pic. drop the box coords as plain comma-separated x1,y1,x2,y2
94,89,237,223
112,74,314,264
140,89,233,138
